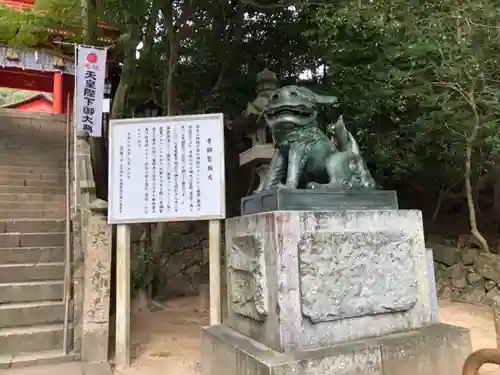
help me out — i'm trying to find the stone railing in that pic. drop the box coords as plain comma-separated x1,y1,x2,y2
72,132,112,364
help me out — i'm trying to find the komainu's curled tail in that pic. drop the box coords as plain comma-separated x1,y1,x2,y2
463,349,500,375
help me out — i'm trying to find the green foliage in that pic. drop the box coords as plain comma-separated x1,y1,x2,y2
304,0,500,191
131,240,155,293
0,6,37,45
4,0,500,228
0,0,82,46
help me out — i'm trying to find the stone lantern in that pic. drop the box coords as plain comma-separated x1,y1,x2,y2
229,68,278,192
135,99,162,118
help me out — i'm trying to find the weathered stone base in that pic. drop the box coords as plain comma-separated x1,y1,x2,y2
201,323,471,375
241,188,398,215
226,210,436,352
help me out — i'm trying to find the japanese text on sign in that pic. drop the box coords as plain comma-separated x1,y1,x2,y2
108,114,226,224
75,45,106,137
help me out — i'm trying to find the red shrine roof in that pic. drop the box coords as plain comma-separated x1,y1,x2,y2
2,0,32,9
1,93,53,110
0,0,117,32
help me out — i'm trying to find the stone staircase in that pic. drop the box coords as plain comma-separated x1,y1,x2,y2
0,110,74,367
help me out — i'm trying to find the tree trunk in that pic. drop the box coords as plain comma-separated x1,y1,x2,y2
161,0,178,116
81,0,97,43
149,0,181,297
432,180,460,223
465,98,489,252
81,0,109,200
111,34,137,119
490,163,500,232
142,1,159,57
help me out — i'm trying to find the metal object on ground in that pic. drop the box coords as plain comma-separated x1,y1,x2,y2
462,348,500,375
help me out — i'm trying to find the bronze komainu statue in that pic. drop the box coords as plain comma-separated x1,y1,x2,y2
257,85,376,193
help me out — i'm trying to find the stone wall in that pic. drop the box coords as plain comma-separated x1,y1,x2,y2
433,245,500,303
158,221,210,298
130,221,211,300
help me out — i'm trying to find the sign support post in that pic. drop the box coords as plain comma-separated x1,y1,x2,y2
108,113,226,368
115,224,131,367
208,219,222,325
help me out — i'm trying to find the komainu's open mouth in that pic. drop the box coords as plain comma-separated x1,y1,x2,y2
265,105,314,119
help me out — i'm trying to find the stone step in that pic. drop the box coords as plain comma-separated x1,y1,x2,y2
0,120,65,127
0,123,66,132
0,166,66,174
0,301,66,328
0,158,65,166
0,173,65,181
0,136,64,142
0,202,65,211
0,125,63,132
0,125,66,133
0,247,64,264
0,210,64,219
0,220,65,233
0,131,65,139
0,323,70,355
0,263,65,283
0,171,63,179
0,233,65,248
0,202,66,212
0,136,64,144
0,349,78,369
0,145,65,153
0,111,65,120
0,164,66,171
0,281,63,303
0,165,66,172
0,147,65,154
0,193,65,203
0,126,65,134
0,130,64,137
0,154,65,163
0,186,65,194
0,178,65,187
0,117,66,126
0,152,66,160
0,141,64,148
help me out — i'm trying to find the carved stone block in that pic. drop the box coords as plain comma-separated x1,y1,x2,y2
228,233,268,321
225,210,437,353
81,211,112,362
298,231,417,323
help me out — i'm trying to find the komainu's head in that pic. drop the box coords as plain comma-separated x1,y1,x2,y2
263,85,337,128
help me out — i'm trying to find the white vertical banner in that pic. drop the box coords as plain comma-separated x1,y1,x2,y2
75,45,107,137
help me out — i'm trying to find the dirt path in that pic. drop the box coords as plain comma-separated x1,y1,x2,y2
114,297,206,375
440,299,499,375
114,297,500,375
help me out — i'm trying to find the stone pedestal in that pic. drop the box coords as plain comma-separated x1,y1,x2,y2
202,323,471,375
201,210,472,375
225,210,436,352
